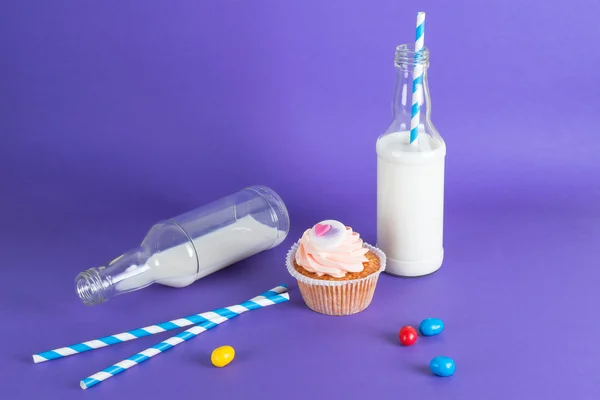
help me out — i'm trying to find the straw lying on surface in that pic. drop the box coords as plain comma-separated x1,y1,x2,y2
33,285,288,363
80,287,290,390
410,11,426,144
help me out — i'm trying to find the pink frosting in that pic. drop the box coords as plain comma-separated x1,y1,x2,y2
295,226,370,278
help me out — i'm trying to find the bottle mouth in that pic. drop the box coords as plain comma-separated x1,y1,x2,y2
394,44,430,69
76,268,107,306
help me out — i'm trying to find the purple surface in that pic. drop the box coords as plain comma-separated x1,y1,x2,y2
1,0,599,398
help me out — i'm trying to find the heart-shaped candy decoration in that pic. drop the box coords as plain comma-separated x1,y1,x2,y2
314,223,331,237
309,219,347,249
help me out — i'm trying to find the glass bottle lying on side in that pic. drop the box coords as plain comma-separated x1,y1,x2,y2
75,186,290,305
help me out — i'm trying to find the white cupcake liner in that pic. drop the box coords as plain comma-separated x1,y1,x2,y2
286,241,386,315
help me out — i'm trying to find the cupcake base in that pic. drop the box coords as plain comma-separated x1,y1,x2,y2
286,242,386,316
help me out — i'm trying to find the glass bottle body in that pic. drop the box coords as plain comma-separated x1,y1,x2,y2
76,186,290,305
376,44,446,277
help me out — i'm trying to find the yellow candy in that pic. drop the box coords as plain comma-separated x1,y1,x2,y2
211,345,235,367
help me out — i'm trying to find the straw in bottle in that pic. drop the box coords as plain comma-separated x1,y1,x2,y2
410,11,426,144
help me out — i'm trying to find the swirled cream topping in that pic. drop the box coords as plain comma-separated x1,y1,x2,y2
295,220,369,278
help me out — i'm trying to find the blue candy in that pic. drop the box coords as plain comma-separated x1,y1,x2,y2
429,356,455,377
419,318,444,336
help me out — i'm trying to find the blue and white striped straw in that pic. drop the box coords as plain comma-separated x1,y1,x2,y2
33,285,287,363
410,11,426,144
80,288,290,389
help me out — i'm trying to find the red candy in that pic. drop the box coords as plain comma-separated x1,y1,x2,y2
399,326,418,346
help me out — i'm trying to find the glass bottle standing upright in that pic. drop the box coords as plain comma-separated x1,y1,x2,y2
376,44,446,277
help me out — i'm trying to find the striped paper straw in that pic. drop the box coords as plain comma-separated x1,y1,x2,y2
33,284,287,363
80,289,290,389
410,11,426,144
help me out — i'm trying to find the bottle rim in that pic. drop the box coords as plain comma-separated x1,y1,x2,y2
394,44,430,69
76,268,106,306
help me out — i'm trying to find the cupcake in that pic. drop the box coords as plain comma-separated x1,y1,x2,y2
286,220,386,315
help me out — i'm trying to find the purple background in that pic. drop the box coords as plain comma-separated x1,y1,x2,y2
1,0,599,398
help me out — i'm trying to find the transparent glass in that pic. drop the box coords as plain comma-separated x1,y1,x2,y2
376,44,446,277
382,44,442,145
76,185,290,305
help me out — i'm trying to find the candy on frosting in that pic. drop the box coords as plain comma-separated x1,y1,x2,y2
295,220,370,278
314,223,331,237
307,219,347,249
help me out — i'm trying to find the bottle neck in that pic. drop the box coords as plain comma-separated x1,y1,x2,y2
75,221,199,305
76,248,153,305
392,68,431,121
392,44,431,124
